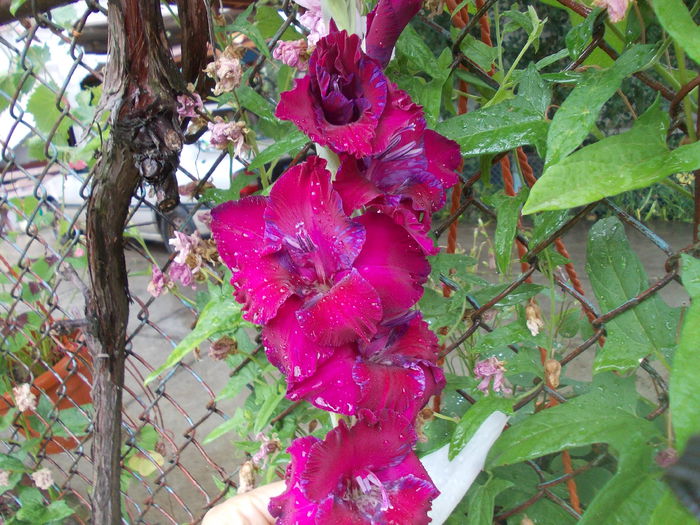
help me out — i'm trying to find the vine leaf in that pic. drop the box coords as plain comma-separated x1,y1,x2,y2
545,44,655,167
585,217,679,373
670,254,700,452
651,0,700,66
523,100,700,214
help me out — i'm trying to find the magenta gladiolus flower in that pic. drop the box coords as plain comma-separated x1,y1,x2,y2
269,410,438,524
333,89,462,252
365,0,423,67
286,313,445,420
277,31,423,158
211,157,429,381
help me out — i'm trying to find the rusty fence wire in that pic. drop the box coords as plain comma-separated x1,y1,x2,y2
0,0,695,524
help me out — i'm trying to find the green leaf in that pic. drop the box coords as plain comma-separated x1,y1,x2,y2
0,452,28,472
585,217,679,373
225,5,271,58
203,417,239,445
579,447,664,525
126,450,164,477
144,295,243,384
450,397,513,460
487,396,658,468
651,0,700,66
253,389,286,433
486,190,528,274
545,44,656,166
255,6,302,41
462,478,513,525
565,9,600,59
9,0,27,15
670,299,700,452
396,25,443,79
680,253,700,297
436,96,548,158
216,356,259,401
648,489,698,525
247,131,307,171
457,34,498,72
518,63,551,116
26,84,72,145
524,101,700,214
16,499,75,523
471,282,544,308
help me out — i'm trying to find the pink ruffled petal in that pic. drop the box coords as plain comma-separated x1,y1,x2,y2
286,344,361,414
262,296,336,382
354,213,429,316
300,411,416,500
275,75,326,145
373,202,439,255
424,129,462,190
297,269,382,345
265,156,365,276
212,198,297,323
269,436,323,524
382,475,439,525
370,84,425,159
334,155,383,215
352,361,426,419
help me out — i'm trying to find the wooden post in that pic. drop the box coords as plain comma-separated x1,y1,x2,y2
85,1,188,522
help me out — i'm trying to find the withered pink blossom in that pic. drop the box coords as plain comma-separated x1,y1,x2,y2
176,93,203,118
30,468,54,490
294,0,327,45
12,383,37,412
204,49,242,95
269,410,438,524
273,39,309,70
474,357,511,395
169,231,199,265
168,261,195,288
208,119,249,157
147,265,171,297
0,470,9,487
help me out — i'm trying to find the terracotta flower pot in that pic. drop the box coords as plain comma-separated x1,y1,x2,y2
0,346,92,454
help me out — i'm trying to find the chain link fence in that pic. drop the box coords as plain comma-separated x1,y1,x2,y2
0,0,695,523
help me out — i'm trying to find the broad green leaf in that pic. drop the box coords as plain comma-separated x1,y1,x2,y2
255,6,302,41
253,389,286,433
487,396,658,468
225,5,271,58
680,253,700,297
457,34,498,72
0,452,28,472
247,131,307,171
579,447,664,525
652,0,700,66
16,499,75,523
486,190,528,274
518,63,551,116
472,322,537,355
670,300,700,452
436,96,548,157
546,44,655,166
523,101,700,214
126,450,164,477
216,355,259,401
585,218,679,373
396,24,443,79
450,397,513,460
565,8,600,59
26,84,72,145
236,83,276,121
462,478,513,525
648,490,698,525
144,295,243,384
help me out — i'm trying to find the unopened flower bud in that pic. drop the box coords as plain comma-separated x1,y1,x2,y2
525,299,544,336
544,359,561,389
237,460,256,494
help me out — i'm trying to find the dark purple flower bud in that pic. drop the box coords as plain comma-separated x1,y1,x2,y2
365,0,423,68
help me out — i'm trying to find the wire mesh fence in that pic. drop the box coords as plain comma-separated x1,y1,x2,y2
0,0,696,523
